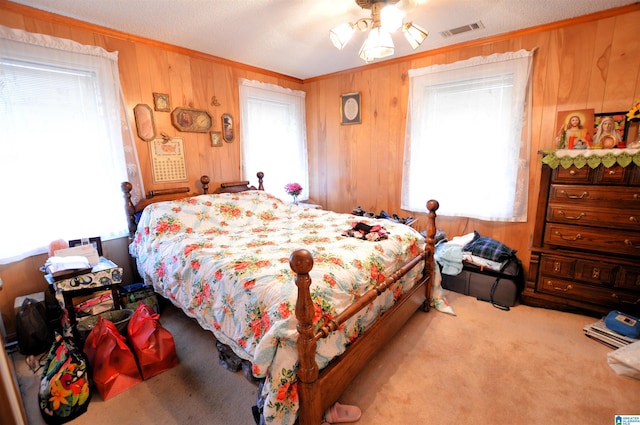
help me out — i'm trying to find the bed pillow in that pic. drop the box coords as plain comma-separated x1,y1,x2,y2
463,235,516,262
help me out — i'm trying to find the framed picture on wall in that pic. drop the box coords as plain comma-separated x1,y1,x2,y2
594,112,628,148
222,113,234,142
210,131,222,147
133,104,156,141
171,108,213,133
153,93,171,112
556,109,594,149
340,92,361,125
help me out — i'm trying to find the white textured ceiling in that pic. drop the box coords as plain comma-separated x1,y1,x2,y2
7,0,637,80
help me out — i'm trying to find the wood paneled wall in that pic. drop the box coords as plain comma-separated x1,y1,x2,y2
0,0,303,338
0,0,638,339
305,3,640,279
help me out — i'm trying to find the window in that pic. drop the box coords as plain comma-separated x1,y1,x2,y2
0,25,140,264
402,50,534,221
239,79,308,202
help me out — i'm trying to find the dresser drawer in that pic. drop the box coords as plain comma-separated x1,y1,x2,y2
618,266,640,292
540,254,617,286
544,223,640,256
549,184,640,208
539,276,640,309
551,164,638,185
552,166,591,183
600,164,628,183
539,255,575,279
546,204,640,230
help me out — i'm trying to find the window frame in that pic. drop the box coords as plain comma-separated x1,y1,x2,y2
402,50,534,222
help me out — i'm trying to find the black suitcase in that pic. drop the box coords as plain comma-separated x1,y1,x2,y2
441,257,524,310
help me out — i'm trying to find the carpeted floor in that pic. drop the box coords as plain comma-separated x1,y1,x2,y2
12,291,640,424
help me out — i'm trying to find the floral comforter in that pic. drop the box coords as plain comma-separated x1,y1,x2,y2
130,190,425,425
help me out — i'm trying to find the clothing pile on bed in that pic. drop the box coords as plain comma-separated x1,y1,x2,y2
342,222,389,241
351,206,415,226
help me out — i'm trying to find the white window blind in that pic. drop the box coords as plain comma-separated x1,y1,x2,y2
402,50,534,221
0,25,141,264
239,79,308,202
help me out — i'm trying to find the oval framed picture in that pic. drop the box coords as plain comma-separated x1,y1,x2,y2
222,113,234,142
340,92,361,125
133,104,156,141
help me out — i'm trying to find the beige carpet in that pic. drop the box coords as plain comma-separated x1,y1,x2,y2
12,292,640,425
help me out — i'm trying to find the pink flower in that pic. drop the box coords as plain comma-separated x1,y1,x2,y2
284,182,303,196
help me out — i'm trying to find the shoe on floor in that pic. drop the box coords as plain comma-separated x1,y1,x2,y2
324,402,362,423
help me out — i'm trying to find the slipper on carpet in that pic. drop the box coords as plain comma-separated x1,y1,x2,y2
324,402,362,423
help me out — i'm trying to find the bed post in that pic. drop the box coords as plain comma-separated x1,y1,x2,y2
256,171,264,191
422,199,440,311
290,249,322,425
121,182,137,242
200,175,210,194
422,199,439,312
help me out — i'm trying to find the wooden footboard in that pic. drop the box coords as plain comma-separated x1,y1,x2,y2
291,200,439,425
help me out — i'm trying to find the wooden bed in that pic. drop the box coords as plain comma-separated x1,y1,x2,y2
121,173,439,425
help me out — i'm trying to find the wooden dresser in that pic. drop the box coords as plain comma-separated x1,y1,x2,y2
523,158,640,317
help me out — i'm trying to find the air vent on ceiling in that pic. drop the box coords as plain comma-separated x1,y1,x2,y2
440,20,485,38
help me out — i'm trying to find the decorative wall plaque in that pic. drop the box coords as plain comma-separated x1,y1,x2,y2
171,108,213,133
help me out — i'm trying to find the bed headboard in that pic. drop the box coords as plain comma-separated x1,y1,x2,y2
214,171,265,193
121,172,265,240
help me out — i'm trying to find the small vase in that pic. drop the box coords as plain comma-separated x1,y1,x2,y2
292,195,298,205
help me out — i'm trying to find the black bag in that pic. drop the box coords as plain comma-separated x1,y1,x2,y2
44,290,64,336
16,297,53,355
441,257,524,311
39,334,91,424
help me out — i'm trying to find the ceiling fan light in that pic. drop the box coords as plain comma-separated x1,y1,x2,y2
330,22,356,50
402,22,428,49
359,27,394,62
380,5,404,32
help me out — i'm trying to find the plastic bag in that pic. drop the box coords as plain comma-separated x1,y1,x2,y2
607,340,640,380
128,302,178,379
83,315,142,400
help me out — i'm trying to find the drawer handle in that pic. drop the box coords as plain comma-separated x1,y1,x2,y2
611,293,640,305
559,190,589,200
635,194,639,200
630,216,638,223
569,170,576,175
554,231,583,241
608,170,617,175
557,210,585,220
624,239,640,249
553,261,561,273
592,268,600,279
547,280,572,292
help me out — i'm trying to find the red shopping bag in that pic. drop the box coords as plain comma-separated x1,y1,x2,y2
83,315,142,400
128,302,178,379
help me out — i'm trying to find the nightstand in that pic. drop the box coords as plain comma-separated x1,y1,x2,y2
296,202,322,209
45,257,123,327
